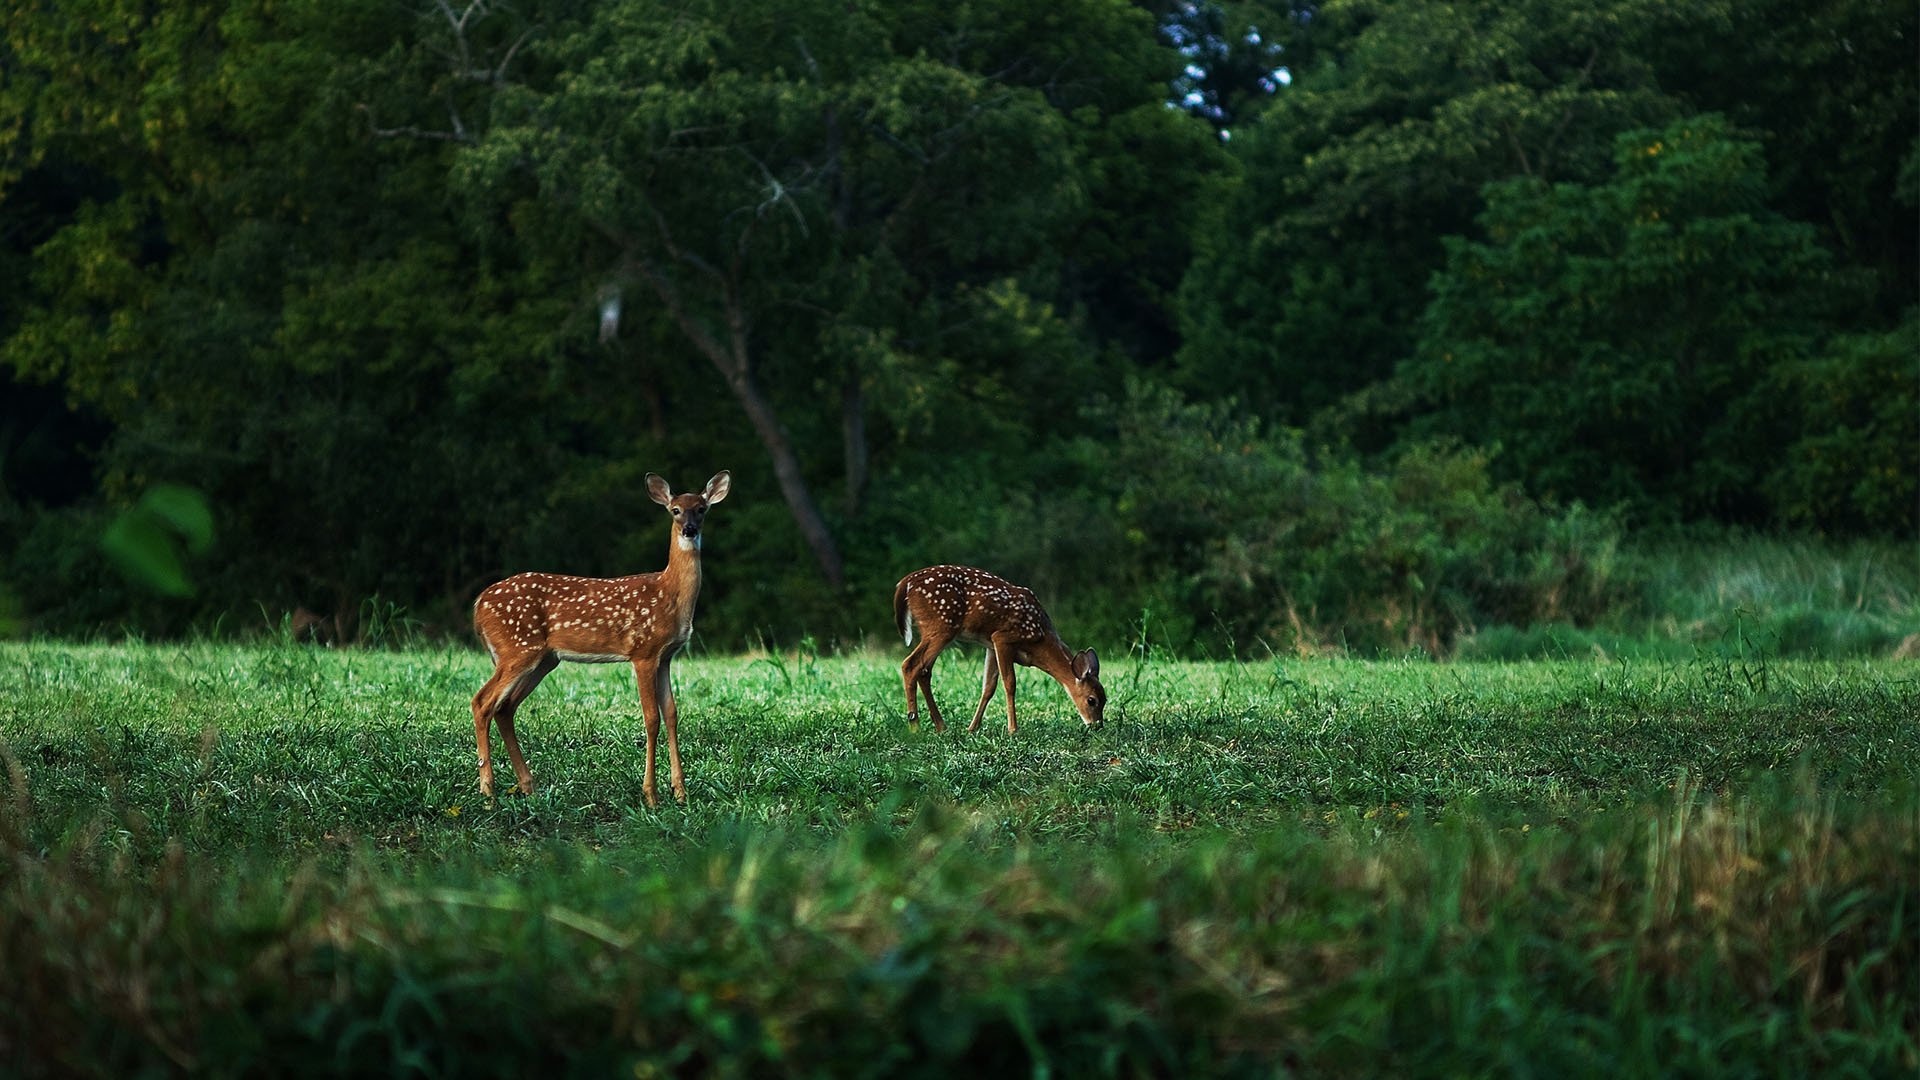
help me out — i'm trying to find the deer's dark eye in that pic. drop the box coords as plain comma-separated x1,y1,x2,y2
671,507,683,516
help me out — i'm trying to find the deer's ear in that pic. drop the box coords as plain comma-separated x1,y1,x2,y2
1074,648,1099,680
703,470,731,505
646,474,674,506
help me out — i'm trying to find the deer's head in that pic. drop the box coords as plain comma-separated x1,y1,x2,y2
647,471,731,549
1069,648,1105,727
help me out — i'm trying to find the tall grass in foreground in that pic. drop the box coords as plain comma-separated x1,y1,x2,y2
1,776,1913,1077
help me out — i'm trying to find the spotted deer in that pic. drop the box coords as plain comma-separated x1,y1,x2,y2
470,471,730,806
892,565,1104,733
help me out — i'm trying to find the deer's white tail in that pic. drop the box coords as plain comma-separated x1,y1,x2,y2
893,577,914,646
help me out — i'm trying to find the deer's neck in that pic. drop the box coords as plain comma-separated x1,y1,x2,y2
1030,634,1079,689
662,528,703,612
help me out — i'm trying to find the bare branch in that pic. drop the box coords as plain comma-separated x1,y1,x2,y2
435,0,489,37
646,204,729,287
793,34,821,80
741,150,810,237
491,26,535,83
445,97,469,142
1503,119,1535,178
866,122,929,165
1538,46,1603,175
434,0,475,75
355,103,477,144
622,253,739,377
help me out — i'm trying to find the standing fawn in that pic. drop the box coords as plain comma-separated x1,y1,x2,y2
893,565,1105,733
470,471,730,806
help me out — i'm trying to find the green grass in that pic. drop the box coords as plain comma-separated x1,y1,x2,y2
2,640,1916,1075
1458,534,1920,660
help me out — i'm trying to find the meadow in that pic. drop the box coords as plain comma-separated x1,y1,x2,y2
2,639,1915,1076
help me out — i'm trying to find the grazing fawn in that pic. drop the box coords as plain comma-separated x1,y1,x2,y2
470,471,730,806
893,565,1105,733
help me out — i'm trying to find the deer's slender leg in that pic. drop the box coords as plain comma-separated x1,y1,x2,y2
657,655,685,803
472,687,498,798
494,653,556,795
916,634,952,732
968,649,1000,733
492,708,533,796
901,641,930,726
633,658,662,808
473,650,542,798
993,637,1020,734
904,631,953,732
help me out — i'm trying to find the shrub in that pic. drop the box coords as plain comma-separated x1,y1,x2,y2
1047,381,1623,655
1766,310,1920,536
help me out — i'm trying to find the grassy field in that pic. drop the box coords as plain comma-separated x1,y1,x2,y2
2,639,1915,1075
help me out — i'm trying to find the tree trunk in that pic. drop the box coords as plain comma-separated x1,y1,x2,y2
727,360,846,588
630,255,846,588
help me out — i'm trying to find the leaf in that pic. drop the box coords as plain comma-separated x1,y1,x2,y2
100,512,195,597
139,483,215,554
98,485,215,597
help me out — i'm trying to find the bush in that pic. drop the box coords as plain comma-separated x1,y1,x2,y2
1766,310,1920,535
1041,381,1623,655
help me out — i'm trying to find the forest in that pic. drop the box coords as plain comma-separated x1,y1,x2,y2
2,0,1914,652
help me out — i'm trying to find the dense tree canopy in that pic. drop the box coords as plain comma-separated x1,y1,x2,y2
1406,116,1844,525
1,0,1910,647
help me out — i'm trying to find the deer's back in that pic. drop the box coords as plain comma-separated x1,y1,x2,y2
899,565,1053,643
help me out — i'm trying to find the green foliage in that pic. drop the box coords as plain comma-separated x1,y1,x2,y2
1175,0,1688,424
0,0,643,636
0,0,1231,635
1765,311,1920,535
1175,0,1913,532
0,644,1915,1075
1407,116,1843,524
1040,382,1622,655
1641,0,1918,321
